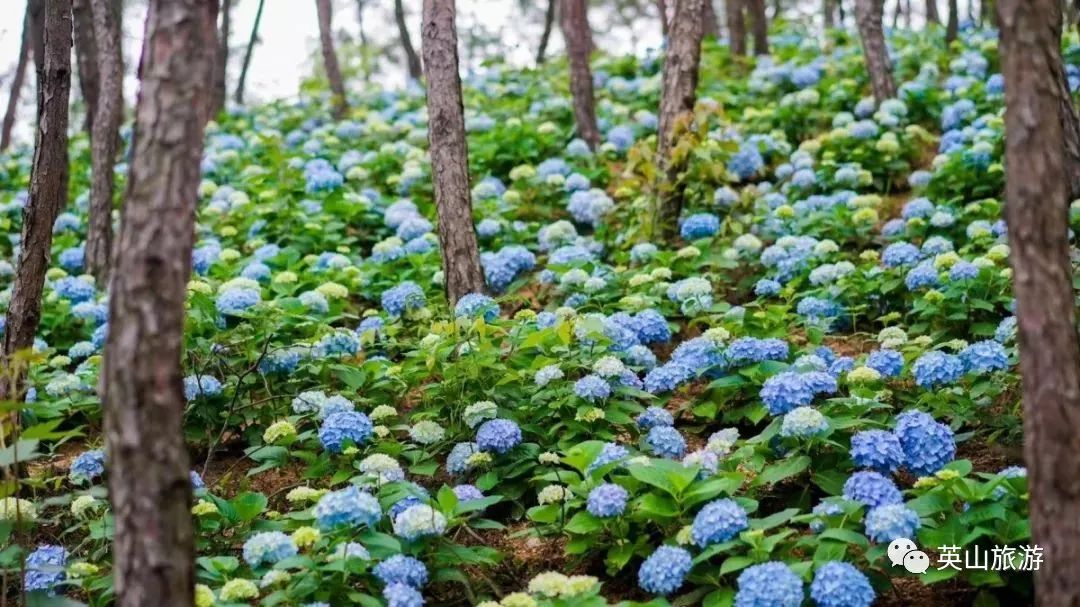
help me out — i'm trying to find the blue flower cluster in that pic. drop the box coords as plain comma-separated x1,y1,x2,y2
850,430,904,474
911,350,964,387
680,213,721,240
475,419,522,454
734,561,803,607
381,281,426,317
637,546,692,595
760,370,837,415
586,483,629,517
894,410,955,476
691,498,748,547
242,531,297,567
809,562,875,607
318,411,373,453
314,485,382,529
454,293,499,321
842,471,902,508
374,555,429,588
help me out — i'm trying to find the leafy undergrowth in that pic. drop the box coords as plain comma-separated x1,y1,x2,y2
3,19,1078,607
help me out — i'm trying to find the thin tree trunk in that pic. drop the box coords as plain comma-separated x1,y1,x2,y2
536,0,556,64
1,5,32,152
420,0,485,304
86,0,122,287
211,0,231,116
837,0,846,23
559,0,601,149
658,0,670,36
396,0,423,80
925,0,939,23
727,0,746,56
892,0,902,27
72,0,100,135
355,0,368,47
657,0,706,241
103,1,217,605
29,0,44,123
315,0,348,119
1,0,71,402
998,2,1080,605
703,1,721,37
824,0,836,28
855,0,896,103
234,0,264,105
945,0,958,42
747,0,768,54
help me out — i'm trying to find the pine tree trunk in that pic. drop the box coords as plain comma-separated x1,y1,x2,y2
703,1,721,38
536,0,556,64
234,0,264,105
72,0,100,135
727,0,747,56
315,0,348,119
86,0,123,287
854,0,896,104
657,0,706,241
998,2,1080,605
103,1,217,605
658,0,670,36
421,0,485,304
945,0,958,42
1,0,71,402
1,5,31,152
396,0,423,80
824,0,835,28
559,0,601,149
211,0,231,116
925,0,939,24
748,0,768,54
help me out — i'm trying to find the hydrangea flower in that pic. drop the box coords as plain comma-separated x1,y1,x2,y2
183,375,222,401
960,340,1009,374
381,281,427,317
646,426,686,458
383,582,425,607
680,213,721,240
586,483,629,517
810,562,875,607
780,406,829,438
393,504,448,540
574,374,612,401
69,449,105,483
894,410,955,476
636,406,674,430
864,503,920,542
318,411,373,453
24,545,66,595
911,350,964,388
454,293,499,321
374,555,429,588
638,546,692,595
588,442,630,473
446,442,480,474
842,471,902,508
475,419,522,454
734,562,803,607
850,430,904,473
866,349,904,377
691,498,748,547
243,531,297,567
314,485,382,529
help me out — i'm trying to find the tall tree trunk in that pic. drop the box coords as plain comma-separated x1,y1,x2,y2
727,0,747,56
395,0,423,81
1,5,32,152
559,0,601,148
355,0,368,47
658,0,670,36
703,1,721,37
103,1,217,605
945,0,958,42
536,0,556,64
420,0,485,304
925,0,939,23
854,0,896,103
211,0,231,116
837,0,846,23
29,0,45,123
315,0,348,119
824,0,836,28
72,0,100,135
1056,55,1080,201
747,0,768,54
86,0,123,287
998,2,1080,605
234,0,265,105
892,0,902,27
1,0,71,402
657,0,706,241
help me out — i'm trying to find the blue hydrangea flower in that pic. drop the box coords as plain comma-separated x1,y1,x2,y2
904,262,940,291
382,281,427,317
864,503,920,543
574,374,612,402
452,484,484,502
314,485,382,529
810,561,875,607
70,449,105,483
475,419,522,454
183,375,222,401
680,213,721,240
992,465,1027,499
586,483,629,517
637,406,674,430
24,544,66,595
691,498,748,547
959,340,1009,374
755,278,781,297
894,410,955,476
446,442,479,474
949,261,980,281
637,546,692,595
726,337,789,366
633,309,671,344
318,411,373,453
734,562,803,607
850,430,904,473
911,351,964,388
780,406,829,438
588,442,630,474
374,555,429,588
243,531,297,567
810,500,844,533
454,293,499,321
866,349,903,377
842,471,903,507
315,330,361,357
53,276,96,303
383,582,425,607
728,144,765,180
760,372,816,415
646,426,686,458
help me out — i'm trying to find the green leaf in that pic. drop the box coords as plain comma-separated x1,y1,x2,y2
754,455,810,486
818,528,869,548
230,492,268,522
719,555,756,576
0,439,40,467
564,511,603,534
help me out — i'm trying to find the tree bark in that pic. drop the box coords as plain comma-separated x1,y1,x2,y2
420,0,485,304
1,4,32,152
355,0,368,47
72,0,100,135
998,2,1080,605
29,0,45,123
211,0,231,116
925,0,939,23
854,0,896,104
86,0,123,287
396,0,423,81
727,0,746,55
945,0,958,42
315,0,348,119
658,0,670,36
103,1,217,605
233,0,264,105
747,0,768,55
824,0,836,28
559,0,601,149
703,1,721,38
657,0,706,241
536,0,556,64
1,0,71,402
1055,55,1080,202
